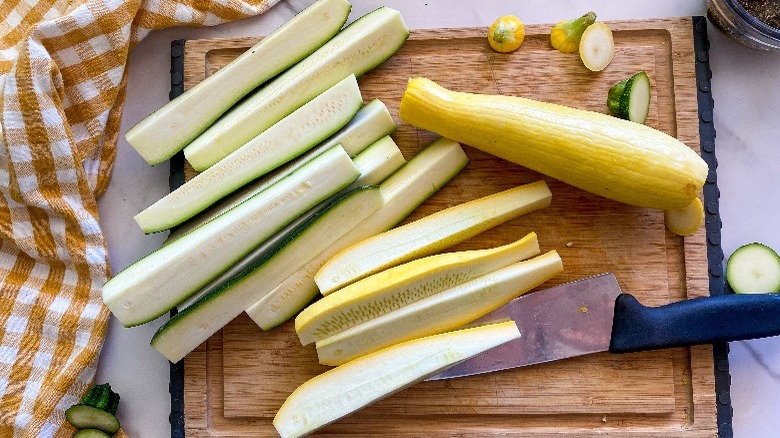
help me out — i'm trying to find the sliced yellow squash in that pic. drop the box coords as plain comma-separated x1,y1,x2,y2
296,232,539,345
579,22,614,71
399,77,708,210
315,181,552,295
664,197,704,236
274,321,520,438
316,251,562,366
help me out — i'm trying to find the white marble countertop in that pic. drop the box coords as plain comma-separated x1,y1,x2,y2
95,1,780,436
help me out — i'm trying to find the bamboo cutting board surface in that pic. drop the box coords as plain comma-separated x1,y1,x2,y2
178,18,717,436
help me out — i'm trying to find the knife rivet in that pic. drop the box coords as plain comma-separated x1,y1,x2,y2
701,140,715,153
700,110,713,123
716,359,729,372
717,391,731,405
697,50,709,63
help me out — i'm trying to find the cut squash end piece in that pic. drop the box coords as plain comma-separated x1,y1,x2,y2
664,197,704,236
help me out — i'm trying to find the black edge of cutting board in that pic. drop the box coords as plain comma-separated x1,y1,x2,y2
691,15,734,438
165,18,732,437
168,38,186,438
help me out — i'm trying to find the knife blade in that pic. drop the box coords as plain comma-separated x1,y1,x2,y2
429,273,780,380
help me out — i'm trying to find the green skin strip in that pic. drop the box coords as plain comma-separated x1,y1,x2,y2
607,72,649,121
607,78,630,117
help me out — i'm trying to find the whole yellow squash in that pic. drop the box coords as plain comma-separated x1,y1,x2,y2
399,77,708,211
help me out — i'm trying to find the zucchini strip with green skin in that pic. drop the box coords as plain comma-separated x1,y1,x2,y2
183,7,410,170
168,99,396,241
134,74,363,233
346,136,406,190
151,186,384,363
244,138,468,330
103,147,359,327
177,135,404,312
124,0,351,165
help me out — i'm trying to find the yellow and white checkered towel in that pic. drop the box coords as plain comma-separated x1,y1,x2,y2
0,0,278,435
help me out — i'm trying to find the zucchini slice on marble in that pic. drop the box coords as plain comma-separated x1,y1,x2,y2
727,242,780,294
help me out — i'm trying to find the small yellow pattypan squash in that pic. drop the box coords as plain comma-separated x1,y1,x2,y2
488,15,525,53
550,11,597,53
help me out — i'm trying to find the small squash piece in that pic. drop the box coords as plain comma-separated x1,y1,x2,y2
664,197,704,236
274,321,521,438
550,11,596,53
488,15,525,53
726,243,780,294
608,71,651,123
399,77,708,210
65,384,121,435
579,22,615,71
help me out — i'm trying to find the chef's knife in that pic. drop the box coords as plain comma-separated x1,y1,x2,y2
428,273,780,380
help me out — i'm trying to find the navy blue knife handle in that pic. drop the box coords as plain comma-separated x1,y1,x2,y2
609,293,780,354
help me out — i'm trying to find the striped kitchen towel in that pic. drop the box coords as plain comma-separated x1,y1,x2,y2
0,0,280,435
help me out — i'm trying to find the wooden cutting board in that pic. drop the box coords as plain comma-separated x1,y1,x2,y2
177,17,718,437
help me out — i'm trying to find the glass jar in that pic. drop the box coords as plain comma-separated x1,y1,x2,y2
708,0,780,51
